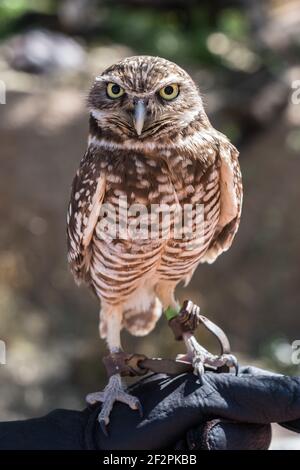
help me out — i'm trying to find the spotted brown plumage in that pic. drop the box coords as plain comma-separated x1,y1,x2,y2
66,56,243,428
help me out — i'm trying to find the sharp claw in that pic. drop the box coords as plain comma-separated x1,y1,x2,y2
225,355,239,375
86,393,92,404
233,359,239,376
193,357,205,383
196,366,205,385
87,398,98,405
86,391,105,405
89,373,142,432
136,400,143,418
87,398,96,405
99,418,108,437
127,398,143,417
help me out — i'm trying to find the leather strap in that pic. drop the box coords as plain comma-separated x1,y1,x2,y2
169,300,231,354
102,311,232,377
103,351,193,377
169,300,200,340
103,352,149,377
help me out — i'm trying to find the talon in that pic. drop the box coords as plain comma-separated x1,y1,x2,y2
231,357,239,376
86,373,141,431
223,354,239,375
86,391,105,405
196,366,205,382
86,397,96,405
183,333,239,380
136,400,143,418
194,360,205,384
192,354,205,382
99,418,108,437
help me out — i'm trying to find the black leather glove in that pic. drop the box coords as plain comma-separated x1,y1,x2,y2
0,366,299,450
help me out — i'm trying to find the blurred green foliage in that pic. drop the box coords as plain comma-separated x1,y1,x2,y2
218,8,249,41
102,6,217,64
0,0,53,38
0,0,252,66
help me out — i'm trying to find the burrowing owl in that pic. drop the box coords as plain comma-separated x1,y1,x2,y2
67,56,242,429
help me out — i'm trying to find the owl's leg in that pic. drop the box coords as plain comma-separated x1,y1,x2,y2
155,281,180,313
86,306,142,435
177,302,238,380
182,331,238,380
156,282,238,380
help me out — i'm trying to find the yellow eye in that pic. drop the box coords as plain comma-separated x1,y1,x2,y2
159,83,179,100
106,82,125,99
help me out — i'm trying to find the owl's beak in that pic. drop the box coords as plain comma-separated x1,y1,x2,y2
133,99,147,136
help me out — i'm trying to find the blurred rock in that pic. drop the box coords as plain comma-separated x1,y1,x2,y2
260,0,300,53
3,29,86,75
58,0,103,34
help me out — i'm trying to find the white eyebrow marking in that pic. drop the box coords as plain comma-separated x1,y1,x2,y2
95,75,124,87
157,75,186,88
93,74,187,97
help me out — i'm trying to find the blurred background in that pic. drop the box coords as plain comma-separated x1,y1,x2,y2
0,0,299,449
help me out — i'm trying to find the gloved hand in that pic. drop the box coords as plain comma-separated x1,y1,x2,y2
0,366,299,450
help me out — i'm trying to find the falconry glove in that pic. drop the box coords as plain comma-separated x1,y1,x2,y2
0,365,299,450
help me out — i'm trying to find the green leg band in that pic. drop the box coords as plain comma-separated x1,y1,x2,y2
165,305,180,321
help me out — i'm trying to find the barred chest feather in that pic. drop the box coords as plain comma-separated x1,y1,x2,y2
89,143,221,303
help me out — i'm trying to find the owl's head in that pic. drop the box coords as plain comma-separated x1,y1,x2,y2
88,56,206,140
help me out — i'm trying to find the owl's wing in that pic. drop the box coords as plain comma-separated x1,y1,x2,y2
67,148,106,284
201,140,243,264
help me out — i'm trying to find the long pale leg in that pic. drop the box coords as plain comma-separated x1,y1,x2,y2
86,306,141,434
155,281,179,312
